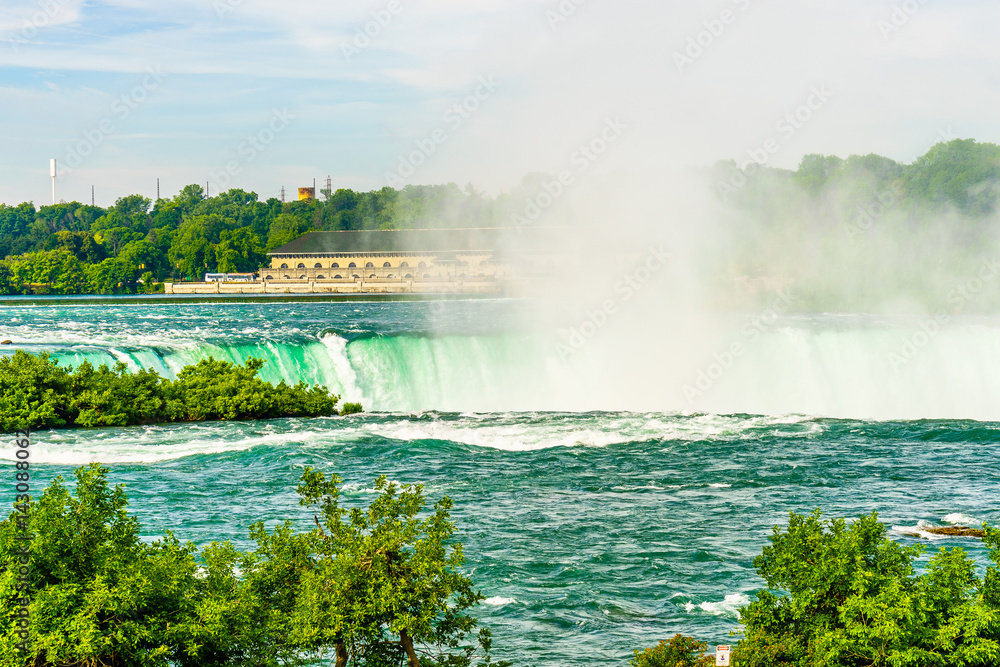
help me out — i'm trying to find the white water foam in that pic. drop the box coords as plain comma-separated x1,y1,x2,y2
683,593,750,618
4,423,340,465
483,596,516,606
944,513,979,526
890,520,951,541
354,412,822,451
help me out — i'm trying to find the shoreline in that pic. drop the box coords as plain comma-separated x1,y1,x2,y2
0,292,506,306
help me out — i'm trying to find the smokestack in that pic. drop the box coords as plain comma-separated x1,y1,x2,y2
50,158,57,205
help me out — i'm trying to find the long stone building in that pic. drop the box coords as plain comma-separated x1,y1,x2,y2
167,227,539,295
265,228,509,282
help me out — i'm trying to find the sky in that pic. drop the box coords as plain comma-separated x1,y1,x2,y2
0,0,998,207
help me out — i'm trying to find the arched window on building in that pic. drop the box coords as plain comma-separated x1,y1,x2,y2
404,274,413,279
284,275,291,280
353,274,360,279
383,261,391,268
334,275,342,279
314,263,323,268
316,275,325,280
387,274,395,279
297,263,306,269
366,262,374,268
418,261,426,268
400,261,409,268
332,262,340,268
369,274,376,279
280,263,288,269
265,275,274,280
299,275,307,280
349,262,357,268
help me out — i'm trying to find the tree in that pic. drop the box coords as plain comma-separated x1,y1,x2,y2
632,634,713,667
169,219,215,279
215,227,265,273
736,510,1000,667
0,465,504,667
291,471,510,667
0,464,202,666
266,213,310,251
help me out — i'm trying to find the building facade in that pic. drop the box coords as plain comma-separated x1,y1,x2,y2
264,229,510,283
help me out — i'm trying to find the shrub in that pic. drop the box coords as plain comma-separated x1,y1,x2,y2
735,510,1000,667
0,351,348,432
631,634,714,667
0,465,506,667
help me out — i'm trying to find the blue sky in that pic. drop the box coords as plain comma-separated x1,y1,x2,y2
0,0,998,206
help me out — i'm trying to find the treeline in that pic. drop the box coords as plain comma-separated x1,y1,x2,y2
713,138,1000,216
0,465,506,666
709,139,1000,311
0,179,558,295
0,350,361,432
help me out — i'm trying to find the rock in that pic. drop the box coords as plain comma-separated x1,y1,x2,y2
1,340,12,345
924,526,985,538
899,525,985,539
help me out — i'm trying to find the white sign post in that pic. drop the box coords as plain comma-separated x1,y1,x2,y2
715,645,731,666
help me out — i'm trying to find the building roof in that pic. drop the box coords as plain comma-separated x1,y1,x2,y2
269,228,507,255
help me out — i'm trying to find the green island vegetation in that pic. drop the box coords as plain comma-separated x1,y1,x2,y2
1,139,999,298
0,464,508,666
1,467,998,665
0,350,362,432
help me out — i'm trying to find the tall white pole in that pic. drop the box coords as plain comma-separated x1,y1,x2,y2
49,159,57,205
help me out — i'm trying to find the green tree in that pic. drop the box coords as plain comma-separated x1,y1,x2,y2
632,634,714,667
736,510,1000,667
215,227,265,273
266,213,310,251
291,471,509,667
169,219,215,280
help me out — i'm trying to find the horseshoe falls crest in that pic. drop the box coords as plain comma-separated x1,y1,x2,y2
2,299,998,666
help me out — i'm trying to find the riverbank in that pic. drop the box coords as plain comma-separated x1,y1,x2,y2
0,292,505,306
165,277,510,296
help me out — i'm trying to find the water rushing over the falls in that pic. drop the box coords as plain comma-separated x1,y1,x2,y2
6,300,1000,419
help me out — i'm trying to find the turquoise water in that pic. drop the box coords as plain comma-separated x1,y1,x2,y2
2,300,999,665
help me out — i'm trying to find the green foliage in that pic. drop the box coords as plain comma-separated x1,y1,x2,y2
0,464,200,666
340,402,364,415
735,510,1000,667
0,350,347,432
0,180,508,291
631,634,713,667
292,470,511,667
0,466,507,667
